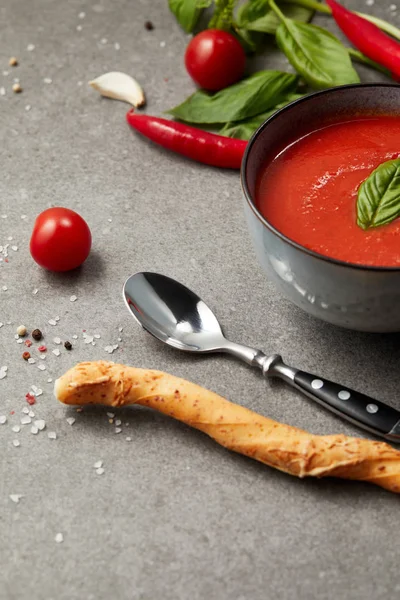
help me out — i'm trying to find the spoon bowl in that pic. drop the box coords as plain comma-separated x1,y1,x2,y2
123,272,226,352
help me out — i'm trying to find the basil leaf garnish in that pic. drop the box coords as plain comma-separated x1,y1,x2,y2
168,0,203,33
220,93,303,139
357,159,400,230
237,0,313,35
167,70,298,124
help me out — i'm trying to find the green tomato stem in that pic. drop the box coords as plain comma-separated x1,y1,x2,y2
348,48,392,78
281,0,400,41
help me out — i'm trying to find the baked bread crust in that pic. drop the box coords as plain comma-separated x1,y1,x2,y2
55,361,400,494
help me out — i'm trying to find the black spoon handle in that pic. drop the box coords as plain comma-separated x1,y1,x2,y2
266,355,400,441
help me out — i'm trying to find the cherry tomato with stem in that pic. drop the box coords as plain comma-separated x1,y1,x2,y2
30,207,92,272
185,29,246,91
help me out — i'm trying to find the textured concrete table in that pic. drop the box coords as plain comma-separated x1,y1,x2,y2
1,1,399,599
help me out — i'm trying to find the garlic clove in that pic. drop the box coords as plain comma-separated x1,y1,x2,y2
89,71,145,107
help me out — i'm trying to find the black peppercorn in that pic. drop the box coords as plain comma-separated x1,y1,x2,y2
145,20,154,30
32,329,43,341
64,341,72,351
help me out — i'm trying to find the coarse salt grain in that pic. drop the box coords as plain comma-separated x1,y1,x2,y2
31,426,38,434
115,427,122,434
94,461,103,469
12,425,21,433
0,416,7,424
115,419,121,426
13,440,20,447
38,364,46,371
22,407,29,414
96,468,105,475
10,494,22,503
28,358,36,364
20,416,32,425
52,348,61,356
48,431,57,440
79,11,85,18
43,77,52,84
48,319,57,326
28,411,35,418
66,417,75,426
126,437,132,442
31,385,42,396
106,412,115,418
32,288,38,295
70,295,77,302
72,335,78,339
55,533,64,543
53,337,61,344
34,419,46,430
27,44,35,51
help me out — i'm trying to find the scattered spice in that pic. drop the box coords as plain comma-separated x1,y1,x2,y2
22,351,31,361
25,392,36,405
64,341,72,351
25,339,32,347
145,20,154,30
12,83,22,93
38,345,47,352
32,329,43,341
9,57,18,67
17,325,27,337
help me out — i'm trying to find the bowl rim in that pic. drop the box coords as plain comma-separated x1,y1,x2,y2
240,83,400,273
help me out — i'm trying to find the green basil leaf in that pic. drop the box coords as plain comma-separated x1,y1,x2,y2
220,93,303,139
357,159,400,230
209,0,238,30
168,0,202,32
276,21,360,89
167,70,298,124
237,0,313,35
234,27,259,52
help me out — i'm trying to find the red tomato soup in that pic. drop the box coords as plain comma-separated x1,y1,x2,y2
256,116,400,267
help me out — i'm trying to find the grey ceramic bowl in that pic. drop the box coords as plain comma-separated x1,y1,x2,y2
241,84,400,333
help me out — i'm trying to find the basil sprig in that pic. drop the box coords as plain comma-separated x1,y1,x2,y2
357,159,400,230
270,0,360,89
168,0,207,33
167,70,298,124
220,93,303,139
237,0,313,35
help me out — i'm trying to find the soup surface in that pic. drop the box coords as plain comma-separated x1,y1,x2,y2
256,116,400,267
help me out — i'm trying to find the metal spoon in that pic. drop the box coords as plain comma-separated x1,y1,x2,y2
123,272,400,441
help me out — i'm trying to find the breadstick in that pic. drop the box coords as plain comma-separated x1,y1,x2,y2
55,361,400,494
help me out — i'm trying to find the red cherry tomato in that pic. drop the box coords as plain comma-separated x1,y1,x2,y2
185,29,246,91
30,207,92,272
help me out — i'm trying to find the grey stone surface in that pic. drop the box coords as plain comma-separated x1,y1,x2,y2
0,1,399,599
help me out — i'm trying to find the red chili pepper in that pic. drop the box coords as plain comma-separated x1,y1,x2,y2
326,0,400,79
126,110,246,169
